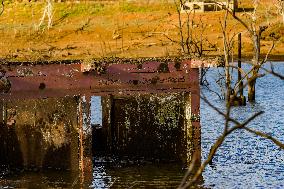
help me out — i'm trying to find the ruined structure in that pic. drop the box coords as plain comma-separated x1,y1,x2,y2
0,57,217,184
0,97,80,170
181,0,238,13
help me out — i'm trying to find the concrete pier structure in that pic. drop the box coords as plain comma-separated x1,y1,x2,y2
0,96,93,187
1,97,80,170
0,58,214,172
99,92,200,165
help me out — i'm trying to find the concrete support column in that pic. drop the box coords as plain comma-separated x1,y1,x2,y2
77,96,93,186
101,95,113,153
190,68,201,166
182,92,193,165
1,97,82,171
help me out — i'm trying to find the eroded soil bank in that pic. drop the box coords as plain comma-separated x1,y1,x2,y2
0,0,283,62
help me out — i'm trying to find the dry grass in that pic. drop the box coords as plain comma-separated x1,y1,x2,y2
0,0,283,61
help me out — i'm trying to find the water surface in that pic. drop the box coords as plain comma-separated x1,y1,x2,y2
201,62,284,189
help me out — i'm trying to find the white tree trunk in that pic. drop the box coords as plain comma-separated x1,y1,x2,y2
38,0,53,29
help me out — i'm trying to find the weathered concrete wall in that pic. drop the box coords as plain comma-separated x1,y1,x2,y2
1,91,200,171
100,92,200,165
181,0,237,13
1,97,80,171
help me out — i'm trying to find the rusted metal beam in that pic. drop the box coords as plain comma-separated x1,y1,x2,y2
0,60,200,100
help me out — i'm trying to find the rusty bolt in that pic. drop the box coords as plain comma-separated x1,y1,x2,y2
39,83,46,90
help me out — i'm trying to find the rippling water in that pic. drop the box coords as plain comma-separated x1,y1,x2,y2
91,163,185,188
0,62,283,188
201,62,284,189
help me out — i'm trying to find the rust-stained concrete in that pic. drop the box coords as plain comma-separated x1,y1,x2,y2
1,93,200,173
0,59,208,100
1,97,80,171
100,92,200,165
0,58,202,171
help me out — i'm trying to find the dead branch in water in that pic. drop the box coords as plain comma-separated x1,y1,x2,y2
179,76,284,188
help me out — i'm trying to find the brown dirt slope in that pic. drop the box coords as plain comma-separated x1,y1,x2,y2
0,0,283,62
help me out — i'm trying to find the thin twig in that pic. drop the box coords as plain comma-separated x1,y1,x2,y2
0,0,4,15
178,152,198,189
243,127,284,149
179,110,263,188
179,91,264,188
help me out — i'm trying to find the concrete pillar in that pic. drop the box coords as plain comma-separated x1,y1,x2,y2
100,93,200,165
190,69,201,166
3,97,80,171
77,95,93,186
181,92,194,164
101,95,113,153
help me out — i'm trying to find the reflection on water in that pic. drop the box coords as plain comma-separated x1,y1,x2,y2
0,170,78,188
91,163,113,188
91,162,185,188
0,163,186,188
0,63,283,189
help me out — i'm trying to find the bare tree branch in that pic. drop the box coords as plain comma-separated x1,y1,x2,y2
179,2,284,188
243,127,284,150
260,41,275,65
0,0,4,16
178,152,198,189
38,0,53,30
179,107,264,188
202,92,284,150
262,64,284,80
175,0,185,52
